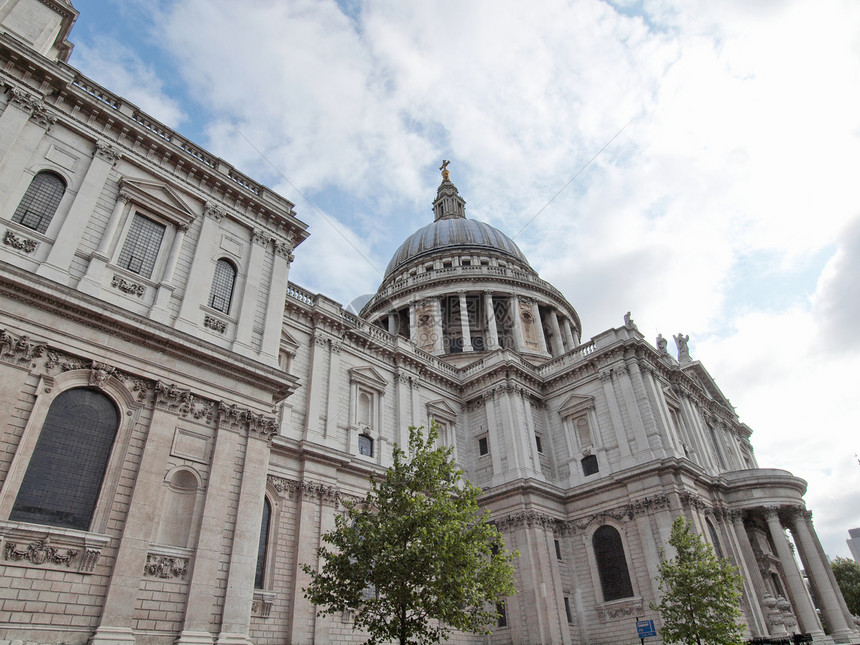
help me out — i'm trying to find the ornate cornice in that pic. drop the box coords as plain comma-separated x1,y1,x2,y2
266,475,361,508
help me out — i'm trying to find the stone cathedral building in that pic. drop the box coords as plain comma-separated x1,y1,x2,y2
0,2,856,644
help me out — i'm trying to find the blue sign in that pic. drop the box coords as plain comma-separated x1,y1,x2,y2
636,619,656,638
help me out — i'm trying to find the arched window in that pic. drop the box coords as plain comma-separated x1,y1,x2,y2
208,259,236,313
592,525,634,601
255,497,272,589
706,519,724,559
358,433,374,457
12,171,66,234
11,388,119,530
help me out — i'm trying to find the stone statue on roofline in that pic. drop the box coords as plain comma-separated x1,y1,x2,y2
656,334,668,354
674,333,690,363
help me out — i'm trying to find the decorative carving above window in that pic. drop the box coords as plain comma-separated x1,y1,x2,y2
143,553,189,580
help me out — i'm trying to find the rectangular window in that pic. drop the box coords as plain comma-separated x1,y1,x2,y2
564,596,573,623
554,539,562,560
117,213,165,278
535,435,543,453
581,454,599,476
496,602,507,628
478,436,489,456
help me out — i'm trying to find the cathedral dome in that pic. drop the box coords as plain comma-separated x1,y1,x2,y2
383,217,530,279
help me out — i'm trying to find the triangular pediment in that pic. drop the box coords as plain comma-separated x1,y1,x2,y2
348,366,388,391
557,392,595,417
280,329,299,352
120,178,196,225
681,361,734,411
426,399,458,422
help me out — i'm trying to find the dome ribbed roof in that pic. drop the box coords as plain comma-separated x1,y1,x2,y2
383,217,531,279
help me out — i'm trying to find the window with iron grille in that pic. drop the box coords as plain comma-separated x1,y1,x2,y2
12,171,66,234
10,388,119,530
117,213,165,278
208,259,236,313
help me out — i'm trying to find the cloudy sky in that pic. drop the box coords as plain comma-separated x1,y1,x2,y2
67,0,860,557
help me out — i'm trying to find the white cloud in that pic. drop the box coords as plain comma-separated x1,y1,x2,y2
70,37,186,130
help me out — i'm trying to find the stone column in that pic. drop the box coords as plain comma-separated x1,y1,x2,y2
149,223,189,323
562,318,576,350
432,297,444,354
484,290,498,351
387,311,398,335
177,421,245,645
548,311,564,356
302,333,328,442
730,512,771,637
90,403,179,645
0,89,56,210
787,508,857,641
175,204,225,335
510,295,525,352
408,300,417,344
763,506,822,636
234,229,271,353
599,370,633,467
217,431,271,645
458,290,473,352
78,191,132,296
324,341,342,439
259,240,293,364
38,141,121,284
532,301,549,355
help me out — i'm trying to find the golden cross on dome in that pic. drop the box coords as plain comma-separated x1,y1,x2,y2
440,159,450,181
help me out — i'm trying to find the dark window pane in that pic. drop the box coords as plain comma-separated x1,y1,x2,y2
478,436,489,456
592,525,634,601
117,214,165,278
255,498,271,589
208,259,236,313
11,388,119,530
12,171,66,234
707,519,724,559
359,434,373,457
581,454,599,476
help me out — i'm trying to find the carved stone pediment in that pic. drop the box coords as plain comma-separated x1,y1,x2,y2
119,178,196,228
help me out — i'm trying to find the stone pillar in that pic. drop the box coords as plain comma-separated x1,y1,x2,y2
387,311,398,335
484,290,498,351
408,300,417,344
599,370,633,467
89,404,179,645
458,290,473,352
324,341,342,439
149,223,189,323
510,295,525,352
217,432,271,645
730,512,771,637
432,297,444,355
548,311,564,356
259,240,293,364
615,362,652,459
787,508,857,641
175,204,225,335
78,191,132,296
38,141,121,284
302,333,328,442
234,229,271,353
177,422,245,645
483,392,504,485
562,318,576,350
532,301,549,355
763,507,822,636
0,89,55,210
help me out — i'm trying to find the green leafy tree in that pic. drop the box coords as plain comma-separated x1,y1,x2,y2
831,556,860,616
650,517,745,645
303,423,518,645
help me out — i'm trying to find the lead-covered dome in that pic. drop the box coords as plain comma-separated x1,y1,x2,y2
384,217,530,279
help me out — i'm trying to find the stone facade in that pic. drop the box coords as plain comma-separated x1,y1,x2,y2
0,2,857,644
